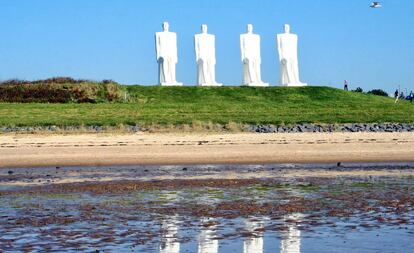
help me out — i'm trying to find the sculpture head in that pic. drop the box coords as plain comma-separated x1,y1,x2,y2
284,24,291,34
247,24,253,34
162,22,170,32
201,24,208,34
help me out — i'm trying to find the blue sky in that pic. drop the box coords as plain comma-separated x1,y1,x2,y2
0,0,413,93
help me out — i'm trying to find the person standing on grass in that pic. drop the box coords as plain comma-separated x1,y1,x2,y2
409,91,414,103
344,80,349,91
395,89,400,103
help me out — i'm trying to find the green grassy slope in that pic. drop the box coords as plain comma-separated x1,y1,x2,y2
0,86,412,127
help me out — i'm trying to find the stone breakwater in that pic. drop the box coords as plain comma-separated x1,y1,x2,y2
1,123,414,134
246,123,414,133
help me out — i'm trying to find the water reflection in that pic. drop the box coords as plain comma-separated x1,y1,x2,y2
159,216,180,253
198,218,219,253
244,219,264,253
156,215,303,253
281,214,303,253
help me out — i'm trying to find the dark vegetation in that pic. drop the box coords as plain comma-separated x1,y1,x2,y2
352,87,364,93
353,87,390,97
0,78,123,103
367,89,389,97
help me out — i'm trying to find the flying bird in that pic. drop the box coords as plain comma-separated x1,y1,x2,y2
370,2,382,8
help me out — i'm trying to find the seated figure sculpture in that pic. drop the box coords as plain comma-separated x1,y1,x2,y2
155,22,182,86
240,24,269,87
194,24,222,86
277,24,307,87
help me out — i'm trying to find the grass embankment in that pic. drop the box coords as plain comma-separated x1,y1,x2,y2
0,85,413,127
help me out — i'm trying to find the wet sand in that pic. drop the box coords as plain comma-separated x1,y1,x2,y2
1,170,413,252
0,132,414,168
1,163,414,189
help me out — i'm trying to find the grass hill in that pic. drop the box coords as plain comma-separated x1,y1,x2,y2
0,84,413,128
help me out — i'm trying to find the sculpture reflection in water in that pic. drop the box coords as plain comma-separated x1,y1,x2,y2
243,218,264,253
198,218,219,253
280,213,303,253
159,191,181,253
159,215,180,253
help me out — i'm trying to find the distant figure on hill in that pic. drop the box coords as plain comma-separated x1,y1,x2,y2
409,91,414,103
394,89,400,103
344,80,349,91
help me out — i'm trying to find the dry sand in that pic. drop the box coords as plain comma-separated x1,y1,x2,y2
0,132,413,168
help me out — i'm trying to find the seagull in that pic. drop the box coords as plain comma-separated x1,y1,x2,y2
370,2,382,8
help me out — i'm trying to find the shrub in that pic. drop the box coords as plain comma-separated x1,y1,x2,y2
367,89,389,97
0,78,123,103
352,87,364,93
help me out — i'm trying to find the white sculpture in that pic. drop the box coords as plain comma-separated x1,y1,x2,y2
155,22,182,86
194,25,222,86
277,24,307,87
240,24,269,87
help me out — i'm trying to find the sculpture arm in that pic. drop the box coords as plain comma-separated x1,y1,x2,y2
155,34,161,61
276,35,282,61
240,36,246,62
257,36,262,65
172,33,178,63
212,36,216,65
194,36,200,62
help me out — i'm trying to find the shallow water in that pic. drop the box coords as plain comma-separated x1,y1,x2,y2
0,165,413,252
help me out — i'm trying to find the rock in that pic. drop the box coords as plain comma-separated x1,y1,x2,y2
277,126,285,133
315,125,323,132
295,126,303,133
129,126,140,132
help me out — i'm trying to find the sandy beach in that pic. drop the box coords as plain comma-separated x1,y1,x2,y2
0,132,413,168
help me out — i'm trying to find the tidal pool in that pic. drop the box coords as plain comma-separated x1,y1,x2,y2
0,164,413,252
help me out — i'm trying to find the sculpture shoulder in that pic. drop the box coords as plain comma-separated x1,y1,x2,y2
195,34,215,41
241,33,260,40
195,33,212,38
156,31,177,37
277,33,298,39
195,33,214,37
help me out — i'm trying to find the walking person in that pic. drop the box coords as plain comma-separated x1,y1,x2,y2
395,89,400,104
344,80,349,91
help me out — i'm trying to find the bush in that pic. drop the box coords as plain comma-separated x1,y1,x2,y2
0,78,123,103
367,89,389,97
352,87,364,93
